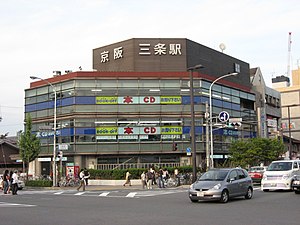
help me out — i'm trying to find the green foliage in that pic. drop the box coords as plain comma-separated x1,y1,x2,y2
228,137,285,167
25,180,52,187
88,166,194,180
18,114,41,163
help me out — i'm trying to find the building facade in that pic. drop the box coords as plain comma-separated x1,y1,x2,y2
250,67,281,138
25,38,257,176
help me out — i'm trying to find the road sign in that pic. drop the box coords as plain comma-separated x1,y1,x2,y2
186,147,191,156
218,111,230,122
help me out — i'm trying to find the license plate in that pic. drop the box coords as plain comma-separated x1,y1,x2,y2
197,192,204,197
271,183,277,187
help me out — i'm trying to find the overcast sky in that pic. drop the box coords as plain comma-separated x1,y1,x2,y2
0,0,299,136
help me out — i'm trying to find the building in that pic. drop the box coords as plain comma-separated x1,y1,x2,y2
25,38,257,176
0,135,23,173
250,67,281,138
273,71,300,159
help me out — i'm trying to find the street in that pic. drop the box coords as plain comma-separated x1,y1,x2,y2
0,187,299,225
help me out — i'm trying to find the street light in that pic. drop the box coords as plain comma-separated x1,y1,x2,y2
285,104,298,160
30,76,57,187
209,72,238,168
187,64,204,182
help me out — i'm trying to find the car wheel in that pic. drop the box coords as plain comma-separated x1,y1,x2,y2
190,199,198,203
220,190,229,203
295,190,300,194
263,189,269,192
245,187,253,199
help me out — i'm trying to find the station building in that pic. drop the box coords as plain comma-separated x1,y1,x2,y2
25,38,257,176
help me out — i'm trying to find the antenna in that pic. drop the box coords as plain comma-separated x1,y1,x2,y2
287,32,292,78
219,43,226,53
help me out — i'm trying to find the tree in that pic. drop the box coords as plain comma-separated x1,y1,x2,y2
228,137,285,168
18,114,41,179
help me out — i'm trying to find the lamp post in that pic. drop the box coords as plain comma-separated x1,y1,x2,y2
286,104,298,160
209,72,238,168
187,64,204,182
30,76,57,187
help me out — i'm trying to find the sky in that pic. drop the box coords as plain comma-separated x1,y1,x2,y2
0,0,299,136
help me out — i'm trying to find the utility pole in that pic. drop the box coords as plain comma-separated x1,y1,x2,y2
205,102,210,170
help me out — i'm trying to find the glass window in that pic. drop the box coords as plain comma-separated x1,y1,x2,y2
240,91,247,99
118,79,138,88
213,84,222,92
61,81,74,90
222,86,231,94
75,80,95,88
25,89,37,97
139,80,160,88
200,80,210,89
160,80,180,88
160,88,181,95
96,79,117,88
36,86,52,95
231,89,239,96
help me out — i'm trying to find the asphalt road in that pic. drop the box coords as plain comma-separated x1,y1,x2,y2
0,187,299,225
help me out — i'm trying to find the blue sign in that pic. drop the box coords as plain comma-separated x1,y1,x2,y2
218,111,230,122
186,147,191,156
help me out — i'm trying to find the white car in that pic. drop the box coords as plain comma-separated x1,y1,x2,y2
261,160,300,191
17,179,25,190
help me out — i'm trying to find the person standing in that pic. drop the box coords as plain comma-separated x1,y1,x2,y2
77,169,87,191
140,171,146,189
3,170,9,194
11,170,19,195
146,169,153,189
123,170,131,187
158,168,165,188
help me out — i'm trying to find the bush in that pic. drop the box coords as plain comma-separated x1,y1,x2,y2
88,166,194,180
25,180,52,187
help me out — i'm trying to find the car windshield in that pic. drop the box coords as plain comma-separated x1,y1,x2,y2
267,162,292,171
198,170,229,181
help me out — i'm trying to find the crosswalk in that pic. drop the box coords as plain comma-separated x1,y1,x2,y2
15,189,187,198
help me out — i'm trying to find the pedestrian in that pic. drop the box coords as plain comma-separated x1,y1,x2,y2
146,169,153,189
158,168,165,188
77,169,88,191
140,171,146,189
11,170,19,195
83,168,90,186
150,167,156,186
174,168,180,186
3,170,9,194
123,170,131,187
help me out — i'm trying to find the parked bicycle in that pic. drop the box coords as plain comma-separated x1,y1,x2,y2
59,176,80,187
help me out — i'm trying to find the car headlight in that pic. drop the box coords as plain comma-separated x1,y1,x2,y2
213,183,221,190
262,174,267,180
190,184,194,189
293,180,300,185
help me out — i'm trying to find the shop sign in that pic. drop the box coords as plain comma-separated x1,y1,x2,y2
118,135,138,139
161,96,181,104
96,136,117,140
96,127,118,135
140,96,160,104
140,127,160,135
96,96,117,104
161,126,182,134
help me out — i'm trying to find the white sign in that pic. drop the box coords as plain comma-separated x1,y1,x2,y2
59,144,69,150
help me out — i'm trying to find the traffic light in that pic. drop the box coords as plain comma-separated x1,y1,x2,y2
228,122,242,129
172,143,178,151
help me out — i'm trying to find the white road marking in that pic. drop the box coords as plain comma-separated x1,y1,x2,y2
54,191,64,195
126,192,137,198
0,202,36,207
99,192,110,196
74,192,85,195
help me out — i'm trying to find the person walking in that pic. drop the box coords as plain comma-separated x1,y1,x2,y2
83,168,90,186
77,169,88,191
123,170,131,187
11,170,19,195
